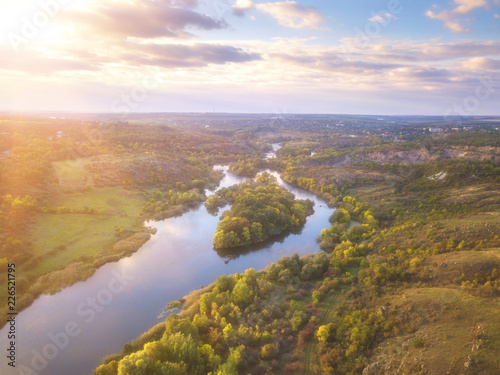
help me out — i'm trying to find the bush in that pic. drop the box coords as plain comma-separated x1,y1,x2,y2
412,338,425,348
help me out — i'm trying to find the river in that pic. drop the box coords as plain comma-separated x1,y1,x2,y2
0,147,334,375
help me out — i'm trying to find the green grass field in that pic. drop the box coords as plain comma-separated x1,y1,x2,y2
25,185,145,273
0,187,145,298
25,213,140,275
53,156,93,185
47,187,145,217
0,160,150,322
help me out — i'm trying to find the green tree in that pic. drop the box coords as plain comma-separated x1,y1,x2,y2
317,325,330,342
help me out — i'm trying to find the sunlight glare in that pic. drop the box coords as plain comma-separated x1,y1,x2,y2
0,1,40,38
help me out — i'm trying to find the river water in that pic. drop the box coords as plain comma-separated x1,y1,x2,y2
0,148,333,375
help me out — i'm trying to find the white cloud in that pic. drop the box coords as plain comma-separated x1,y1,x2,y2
256,1,325,29
426,0,488,32
2,36,499,115
233,0,255,17
461,56,500,70
368,13,398,24
452,0,489,15
427,0,488,19
337,39,500,63
56,0,227,41
444,20,467,32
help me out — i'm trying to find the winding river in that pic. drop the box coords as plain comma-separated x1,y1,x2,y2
0,147,334,375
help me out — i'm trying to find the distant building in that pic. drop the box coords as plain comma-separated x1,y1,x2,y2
428,127,443,133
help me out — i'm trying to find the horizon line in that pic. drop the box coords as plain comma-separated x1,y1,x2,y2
1,110,500,118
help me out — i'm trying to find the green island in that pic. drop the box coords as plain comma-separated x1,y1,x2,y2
227,157,267,178
208,172,314,249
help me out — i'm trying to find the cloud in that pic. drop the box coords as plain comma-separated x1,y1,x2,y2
426,0,488,32
233,0,255,17
256,1,325,29
1,36,499,115
444,20,467,32
495,13,500,18
368,13,398,24
1,0,499,117
0,38,260,74
461,56,500,70
336,39,500,65
61,0,227,40
453,0,489,14
172,0,199,7
119,42,262,68
387,66,453,83
426,0,488,19
0,46,99,74
271,52,402,75
0,0,262,76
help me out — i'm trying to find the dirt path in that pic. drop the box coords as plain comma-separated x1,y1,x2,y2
304,290,342,375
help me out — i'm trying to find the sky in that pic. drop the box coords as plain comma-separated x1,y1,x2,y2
0,0,499,115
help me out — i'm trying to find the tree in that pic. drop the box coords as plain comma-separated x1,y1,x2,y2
250,222,264,241
232,279,253,306
242,227,251,243
317,325,330,342
261,343,277,360
312,290,322,306
95,360,118,375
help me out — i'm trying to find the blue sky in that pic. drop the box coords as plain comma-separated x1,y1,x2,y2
0,0,499,115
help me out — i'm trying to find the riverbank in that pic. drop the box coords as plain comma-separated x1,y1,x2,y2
0,165,334,375
95,251,352,374
0,162,225,330
0,227,154,330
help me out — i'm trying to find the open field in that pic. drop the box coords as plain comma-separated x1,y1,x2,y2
46,186,145,217
25,212,141,275
53,154,153,191
0,169,148,322
0,186,147,313
19,185,146,276
52,157,93,188
371,286,500,374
